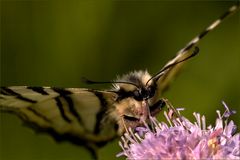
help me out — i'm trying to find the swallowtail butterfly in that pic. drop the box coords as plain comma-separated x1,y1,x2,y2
1,4,239,159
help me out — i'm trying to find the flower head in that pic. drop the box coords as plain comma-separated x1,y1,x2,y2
117,102,240,159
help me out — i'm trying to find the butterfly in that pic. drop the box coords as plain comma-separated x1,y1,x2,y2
0,4,239,159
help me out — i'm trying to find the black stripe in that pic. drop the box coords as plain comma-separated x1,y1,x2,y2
0,88,10,95
52,87,72,96
1,87,20,96
93,91,108,134
1,87,37,103
27,107,51,123
64,96,82,123
182,42,194,53
52,88,83,124
199,5,238,42
198,29,210,39
220,9,232,21
27,87,49,95
55,97,72,123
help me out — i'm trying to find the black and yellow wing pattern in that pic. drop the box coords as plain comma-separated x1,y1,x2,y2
0,86,117,157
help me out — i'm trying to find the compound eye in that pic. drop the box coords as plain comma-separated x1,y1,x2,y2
147,86,155,98
133,90,142,101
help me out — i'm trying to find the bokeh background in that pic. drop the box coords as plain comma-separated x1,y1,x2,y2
0,1,239,160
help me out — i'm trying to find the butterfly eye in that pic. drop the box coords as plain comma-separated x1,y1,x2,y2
133,90,142,101
147,86,156,98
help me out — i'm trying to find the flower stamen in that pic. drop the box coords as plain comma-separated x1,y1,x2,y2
117,102,240,160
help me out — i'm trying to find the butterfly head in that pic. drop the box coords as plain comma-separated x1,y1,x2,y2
113,70,159,134
114,70,156,101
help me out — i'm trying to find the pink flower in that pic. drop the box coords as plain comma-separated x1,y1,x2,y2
117,102,240,160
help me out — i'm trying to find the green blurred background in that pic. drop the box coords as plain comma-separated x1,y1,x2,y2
0,1,239,160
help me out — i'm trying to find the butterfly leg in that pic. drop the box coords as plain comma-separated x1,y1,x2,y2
120,116,131,135
149,99,165,116
161,98,182,120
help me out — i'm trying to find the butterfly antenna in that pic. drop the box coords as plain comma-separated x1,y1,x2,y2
146,46,199,85
82,77,140,88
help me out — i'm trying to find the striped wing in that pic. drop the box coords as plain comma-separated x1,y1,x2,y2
155,46,198,97
154,5,239,99
0,86,118,155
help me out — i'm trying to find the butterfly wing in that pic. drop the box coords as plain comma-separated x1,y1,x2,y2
153,4,239,100
0,86,118,156
153,43,199,101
